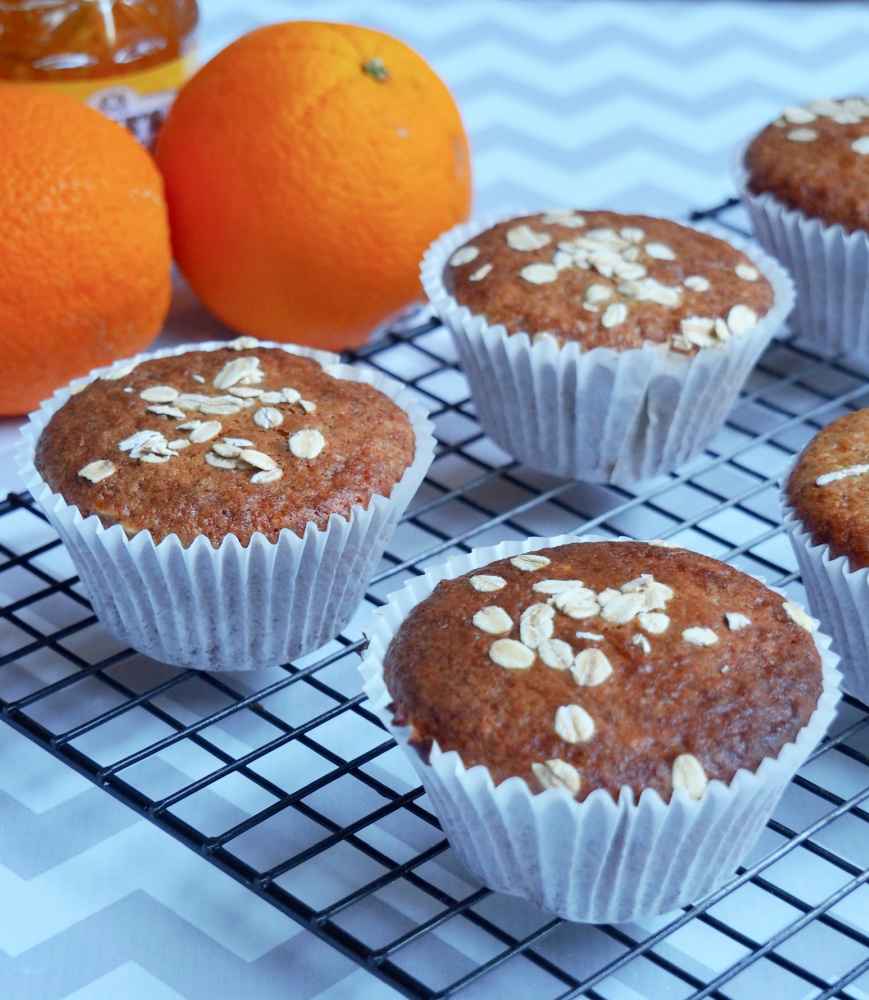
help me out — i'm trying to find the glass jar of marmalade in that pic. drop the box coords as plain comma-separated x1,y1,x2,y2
0,0,199,147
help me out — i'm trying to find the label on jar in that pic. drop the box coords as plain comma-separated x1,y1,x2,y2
21,50,197,149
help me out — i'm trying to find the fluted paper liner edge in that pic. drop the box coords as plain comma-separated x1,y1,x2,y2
17,339,436,672
421,213,795,484
359,533,841,924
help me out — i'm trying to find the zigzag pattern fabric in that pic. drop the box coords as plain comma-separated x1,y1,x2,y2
200,0,869,216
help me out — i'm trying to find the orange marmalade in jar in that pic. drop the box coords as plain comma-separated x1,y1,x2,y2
0,0,198,147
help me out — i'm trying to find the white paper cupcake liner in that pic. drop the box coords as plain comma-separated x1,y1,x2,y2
17,340,436,672
737,154,869,357
421,214,794,485
780,470,869,706
359,534,841,924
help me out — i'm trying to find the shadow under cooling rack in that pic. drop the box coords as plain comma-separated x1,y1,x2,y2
3,200,869,1000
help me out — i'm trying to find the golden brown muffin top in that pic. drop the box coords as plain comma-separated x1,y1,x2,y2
785,408,869,569
35,341,416,547
384,541,822,803
745,97,869,233
442,211,774,352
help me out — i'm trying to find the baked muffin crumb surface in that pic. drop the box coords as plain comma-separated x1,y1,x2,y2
384,541,822,802
785,408,869,569
35,343,416,547
442,211,774,352
745,97,869,232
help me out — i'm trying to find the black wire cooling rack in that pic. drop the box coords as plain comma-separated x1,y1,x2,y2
3,199,869,1000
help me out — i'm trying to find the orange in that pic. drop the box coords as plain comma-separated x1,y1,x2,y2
0,86,171,416
154,21,472,350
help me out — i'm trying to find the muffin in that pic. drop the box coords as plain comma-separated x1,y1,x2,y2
361,535,840,923
19,338,436,671
422,211,793,484
782,408,869,704
740,97,869,355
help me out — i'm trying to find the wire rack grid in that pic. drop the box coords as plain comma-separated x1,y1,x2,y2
2,200,869,1000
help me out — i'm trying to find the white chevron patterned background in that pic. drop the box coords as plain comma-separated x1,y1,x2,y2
5,2,869,998
197,0,869,217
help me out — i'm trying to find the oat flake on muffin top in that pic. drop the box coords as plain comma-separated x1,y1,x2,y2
745,97,869,233
34,338,417,547
384,540,822,803
442,211,774,353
